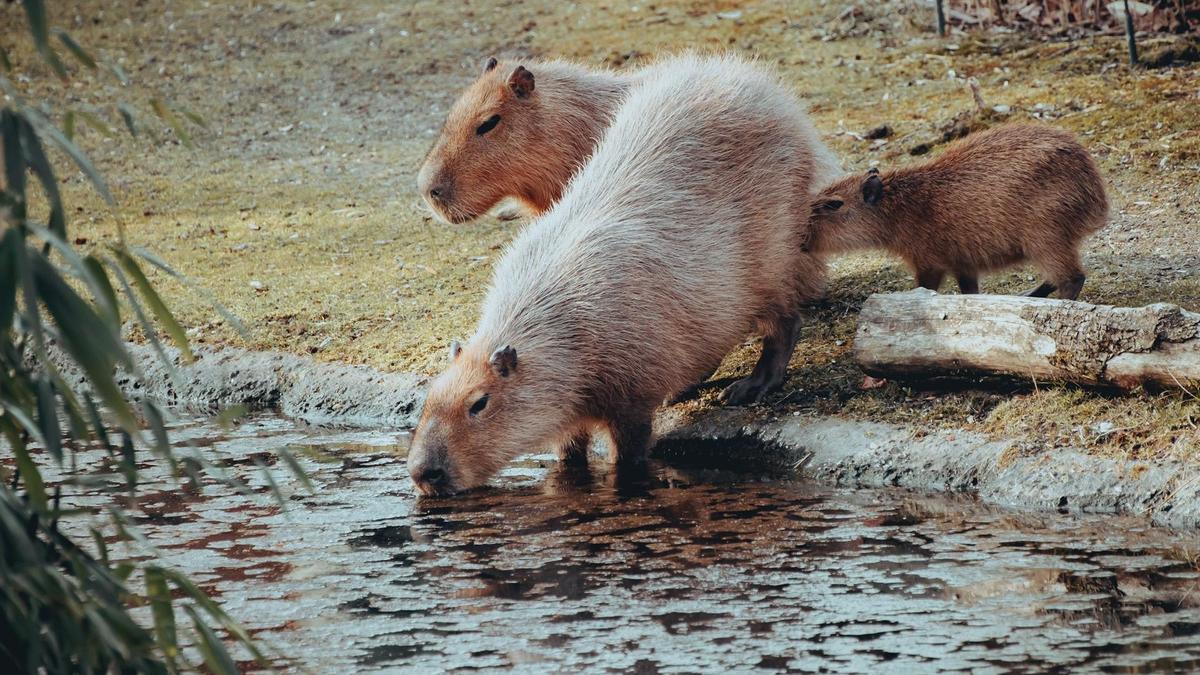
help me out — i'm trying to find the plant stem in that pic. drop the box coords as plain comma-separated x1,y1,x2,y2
1124,0,1138,66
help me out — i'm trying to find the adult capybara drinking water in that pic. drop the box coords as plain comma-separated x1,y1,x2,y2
806,123,1108,299
417,57,632,223
407,54,832,496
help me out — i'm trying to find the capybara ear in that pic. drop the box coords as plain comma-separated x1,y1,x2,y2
814,198,844,213
489,345,518,377
862,173,884,206
507,66,535,99
483,56,498,73
448,340,463,361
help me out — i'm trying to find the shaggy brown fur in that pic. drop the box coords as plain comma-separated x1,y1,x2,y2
807,123,1108,299
407,54,834,496
417,58,631,224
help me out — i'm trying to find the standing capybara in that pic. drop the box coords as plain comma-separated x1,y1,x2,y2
805,123,1108,299
407,54,833,496
417,57,632,224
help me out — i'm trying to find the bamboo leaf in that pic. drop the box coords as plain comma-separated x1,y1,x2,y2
117,103,138,137
277,447,314,493
76,110,115,139
114,249,192,363
144,567,179,666
2,110,27,209
35,377,63,463
149,99,192,148
63,110,76,141
105,254,180,384
83,255,121,328
179,107,208,130
0,227,19,334
26,224,120,328
22,106,114,205
21,0,67,80
104,60,131,85
134,247,248,338
30,252,139,433
18,117,66,238
255,458,287,510
11,434,47,512
54,29,98,70
184,606,238,675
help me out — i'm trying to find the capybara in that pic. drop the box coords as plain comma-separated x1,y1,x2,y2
417,57,632,224
407,54,833,496
806,123,1108,299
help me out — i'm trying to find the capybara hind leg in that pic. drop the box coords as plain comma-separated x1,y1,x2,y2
915,269,945,292
1023,281,1057,298
955,274,979,295
557,431,592,466
720,312,800,406
1055,274,1086,301
606,411,653,465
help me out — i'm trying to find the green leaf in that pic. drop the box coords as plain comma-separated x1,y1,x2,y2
54,29,97,70
117,103,138,137
104,60,131,86
255,458,287,510
149,98,192,148
76,110,115,139
83,255,121,328
26,224,120,327
18,117,66,238
114,249,193,363
277,447,314,493
179,107,208,130
11,433,47,512
0,227,19,334
35,377,62,463
2,109,27,209
30,252,139,433
22,106,114,205
184,605,239,675
63,109,76,141
22,0,67,80
144,567,179,665
134,247,248,339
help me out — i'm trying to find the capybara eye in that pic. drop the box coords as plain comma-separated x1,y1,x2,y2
475,115,501,136
468,394,490,417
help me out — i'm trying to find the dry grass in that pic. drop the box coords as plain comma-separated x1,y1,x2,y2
4,0,1199,460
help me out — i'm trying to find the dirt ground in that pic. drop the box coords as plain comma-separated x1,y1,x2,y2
6,1,1199,461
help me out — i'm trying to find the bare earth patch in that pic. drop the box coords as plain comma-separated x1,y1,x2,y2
5,0,1198,461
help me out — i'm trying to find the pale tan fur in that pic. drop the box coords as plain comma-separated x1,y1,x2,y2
417,59,632,224
408,54,835,495
808,123,1108,299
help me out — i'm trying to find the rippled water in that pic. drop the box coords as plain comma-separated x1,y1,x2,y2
60,415,1200,672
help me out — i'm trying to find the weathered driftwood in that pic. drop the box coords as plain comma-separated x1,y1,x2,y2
854,289,1200,389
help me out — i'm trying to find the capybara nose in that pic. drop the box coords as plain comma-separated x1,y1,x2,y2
427,184,449,202
418,466,446,486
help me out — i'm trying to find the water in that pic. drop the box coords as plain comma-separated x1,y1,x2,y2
61,415,1200,672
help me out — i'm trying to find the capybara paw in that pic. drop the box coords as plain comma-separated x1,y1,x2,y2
719,377,770,406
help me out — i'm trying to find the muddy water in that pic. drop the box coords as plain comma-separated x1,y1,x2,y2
67,415,1200,672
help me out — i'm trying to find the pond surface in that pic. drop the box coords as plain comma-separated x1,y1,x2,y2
74,415,1200,672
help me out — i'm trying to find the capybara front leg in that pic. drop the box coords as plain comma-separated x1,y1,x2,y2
916,268,945,292
1055,274,1086,301
1023,281,1057,298
557,431,592,466
720,312,800,406
606,410,653,465
955,274,979,295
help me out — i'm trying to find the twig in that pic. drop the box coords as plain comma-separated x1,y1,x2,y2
1124,0,1139,66
936,0,947,36
967,77,987,113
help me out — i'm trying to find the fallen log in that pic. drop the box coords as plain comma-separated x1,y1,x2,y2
853,289,1200,390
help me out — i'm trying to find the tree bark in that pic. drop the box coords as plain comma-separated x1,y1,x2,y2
854,289,1200,390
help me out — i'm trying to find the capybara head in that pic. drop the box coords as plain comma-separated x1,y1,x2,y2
808,168,885,226
417,57,541,224
408,341,545,495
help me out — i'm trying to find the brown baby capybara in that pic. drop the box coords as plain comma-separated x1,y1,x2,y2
416,57,632,224
406,54,833,496
807,123,1108,299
